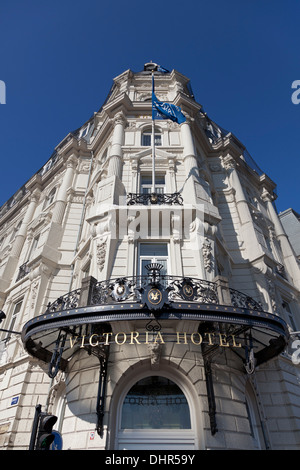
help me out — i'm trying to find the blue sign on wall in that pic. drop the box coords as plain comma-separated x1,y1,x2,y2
11,396,19,406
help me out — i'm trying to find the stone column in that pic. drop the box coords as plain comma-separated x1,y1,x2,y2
107,112,125,179
223,154,262,261
10,188,41,258
180,116,199,180
42,154,78,271
180,116,200,206
130,158,138,193
262,190,300,287
52,155,78,224
0,188,41,290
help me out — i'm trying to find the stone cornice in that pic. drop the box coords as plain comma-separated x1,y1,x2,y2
25,174,43,194
173,92,202,118
259,173,277,197
112,69,134,90
102,92,133,118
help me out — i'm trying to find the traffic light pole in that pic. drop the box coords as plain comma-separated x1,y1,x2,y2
29,404,57,450
29,404,42,450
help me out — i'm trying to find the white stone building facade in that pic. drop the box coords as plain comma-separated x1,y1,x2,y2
0,63,299,450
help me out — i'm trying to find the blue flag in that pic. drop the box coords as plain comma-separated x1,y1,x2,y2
152,75,186,124
157,65,170,73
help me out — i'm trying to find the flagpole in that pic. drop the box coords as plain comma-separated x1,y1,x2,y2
152,119,156,193
151,72,155,193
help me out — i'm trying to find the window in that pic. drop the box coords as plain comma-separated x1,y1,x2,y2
79,123,90,138
41,159,53,176
10,220,22,242
139,243,168,277
28,234,40,260
121,376,191,430
282,301,297,331
116,373,197,450
264,235,272,254
16,261,30,282
142,130,161,147
4,299,23,340
245,188,257,207
245,382,267,449
140,174,165,195
40,155,58,176
81,261,90,281
43,187,56,209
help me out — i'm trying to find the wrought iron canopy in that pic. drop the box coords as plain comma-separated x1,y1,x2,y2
21,274,289,378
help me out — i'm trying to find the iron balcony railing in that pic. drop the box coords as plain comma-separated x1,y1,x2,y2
45,273,263,315
127,192,183,206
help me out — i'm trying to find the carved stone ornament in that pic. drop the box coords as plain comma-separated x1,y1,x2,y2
266,277,277,311
148,342,162,370
30,280,39,310
96,238,107,272
209,163,222,172
136,92,151,101
113,112,126,127
222,155,236,171
202,237,213,272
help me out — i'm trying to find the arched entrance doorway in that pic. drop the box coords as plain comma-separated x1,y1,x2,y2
116,375,197,450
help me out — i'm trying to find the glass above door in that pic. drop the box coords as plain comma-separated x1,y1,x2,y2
121,376,191,430
139,243,168,277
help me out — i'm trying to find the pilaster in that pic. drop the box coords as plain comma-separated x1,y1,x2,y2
0,188,41,292
107,112,126,179
262,190,300,288
223,154,262,263
52,155,78,225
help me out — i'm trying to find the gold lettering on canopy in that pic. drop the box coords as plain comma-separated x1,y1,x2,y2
69,331,242,349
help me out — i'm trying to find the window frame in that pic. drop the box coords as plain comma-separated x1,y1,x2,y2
114,370,198,450
141,129,162,147
282,300,297,331
245,382,267,449
3,298,23,341
140,174,165,195
43,187,57,210
120,376,192,430
138,242,169,277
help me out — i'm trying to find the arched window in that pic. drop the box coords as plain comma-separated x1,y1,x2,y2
121,376,191,430
116,374,196,450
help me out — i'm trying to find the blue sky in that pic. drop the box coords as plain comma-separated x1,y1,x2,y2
0,0,299,214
